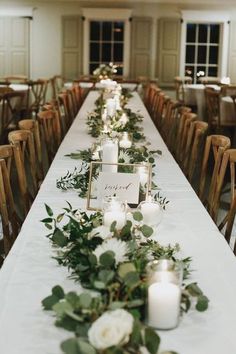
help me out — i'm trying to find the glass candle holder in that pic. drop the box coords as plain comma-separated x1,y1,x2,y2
134,162,149,188
101,137,118,173
119,132,132,149
146,259,183,330
137,195,163,228
103,196,127,230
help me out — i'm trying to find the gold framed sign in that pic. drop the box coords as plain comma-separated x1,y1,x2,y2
87,161,152,211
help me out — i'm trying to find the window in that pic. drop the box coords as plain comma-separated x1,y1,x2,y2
185,23,220,83
89,21,124,75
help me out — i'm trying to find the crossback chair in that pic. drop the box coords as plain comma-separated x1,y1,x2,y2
182,121,208,184
57,92,74,132
221,85,236,97
26,79,48,116
0,144,30,222
0,156,21,256
174,76,192,103
152,91,165,130
161,99,182,151
37,109,61,164
214,150,236,250
51,75,65,99
199,135,231,222
175,112,197,164
18,119,44,181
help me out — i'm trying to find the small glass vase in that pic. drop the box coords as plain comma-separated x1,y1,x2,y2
137,195,163,228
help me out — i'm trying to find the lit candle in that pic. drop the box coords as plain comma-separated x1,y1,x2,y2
106,98,116,117
102,138,118,172
148,282,181,329
103,198,127,230
136,166,149,187
119,132,132,149
139,200,162,227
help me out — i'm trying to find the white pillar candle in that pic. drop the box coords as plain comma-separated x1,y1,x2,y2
148,282,181,329
102,139,118,172
106,98,116,117
140,201,162,226
136,166,149,187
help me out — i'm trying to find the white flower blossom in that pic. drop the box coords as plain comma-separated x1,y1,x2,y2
89,225,112,240
93,238,129,264
88,309,134,350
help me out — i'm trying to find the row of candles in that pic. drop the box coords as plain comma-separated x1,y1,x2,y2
96,79,181,330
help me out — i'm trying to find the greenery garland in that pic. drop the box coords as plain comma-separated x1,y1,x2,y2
41,203,209,354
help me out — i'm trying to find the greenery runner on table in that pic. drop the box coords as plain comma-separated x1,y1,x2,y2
41,203,209,354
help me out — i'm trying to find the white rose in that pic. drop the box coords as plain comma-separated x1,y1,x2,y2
88,309,134,350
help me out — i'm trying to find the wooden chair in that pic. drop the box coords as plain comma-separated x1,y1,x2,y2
175,112,197,164
205,87,236,133
161,99,182,151
8,130,38,198
0,144,30,221
174,76,192,103
18,119,44,181
221,85,236,97
198,135,231,222
37,109,61,163
26,79,49,116
215,150,236,250
4,75,28,84
152,91,165,130
199,76,221,85
182,121,208,184
0,157,21,256
57,92,74,132
51,75,65,99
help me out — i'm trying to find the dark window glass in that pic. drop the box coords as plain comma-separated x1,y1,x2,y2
210,24,220,43
90,63,99,73
209,46,218,64
198,24,208,43
102,43,111,62
90,22,100,41
114,43,123,62
116,65,123,75
186,24,196,42
208,66,218,77
198,45,207,64
114,22,124,41
185,66,194,77
185,45,195,63
90,43,100,62
102,22,112,41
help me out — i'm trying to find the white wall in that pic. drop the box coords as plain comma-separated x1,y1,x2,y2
1,1,236,80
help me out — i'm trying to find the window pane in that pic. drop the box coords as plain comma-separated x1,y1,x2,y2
90,63,99,73
209,46,218,64
102,22,112,41
116,64,123,75
198,45,207,64
185,66,194,78
210,25,220,43
114,43,123,62
90,43,100,62
198,24,208,43
185,45,195,63
114,22,124,41
208,66,218,77
186,24,196,42
90,22,100,41
102,43,111,62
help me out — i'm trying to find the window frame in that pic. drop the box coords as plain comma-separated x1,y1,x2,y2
180,11,230,80
82,8,132,77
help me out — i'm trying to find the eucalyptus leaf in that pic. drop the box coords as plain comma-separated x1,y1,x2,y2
110,221,117,232
42,294,59,310
99,251,115,267
133,211,143,222
109,301,126,310
53,300,73,316
78,339,96,354
118,262,136,278
186,282,203,297
144,327,160,354
52,285,65,300
61,338,79,354
45,203,53,217
140,225,153,237
79,293,92,308
124,271,140,287
98,269,115,284
93,280,106,289
40,217,53,223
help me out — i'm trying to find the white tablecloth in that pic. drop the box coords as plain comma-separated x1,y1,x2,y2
0,92,236,354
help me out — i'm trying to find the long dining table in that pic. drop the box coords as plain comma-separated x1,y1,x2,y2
0,90,236,354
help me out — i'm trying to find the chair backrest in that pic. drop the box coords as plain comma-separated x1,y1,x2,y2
175,112,197,164
4,75,28,84
152,90,165,129
57,92,74,131
174,76,192,103
221,85,236,97
216,150,236,248
0,144,30,221
37,109,61,163
27,79,48,115
183,121,208,183
0,157,21,255
199,134,231,222
18,119,44,180
8,130,38,197
199,76,221,85
205,87,221,128
161,99,181,150
51,75,64,99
